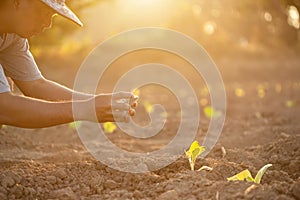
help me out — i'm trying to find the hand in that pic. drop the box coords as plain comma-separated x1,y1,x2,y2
93,92,138,123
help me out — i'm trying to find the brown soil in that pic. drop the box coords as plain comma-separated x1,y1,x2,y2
0,55,300,199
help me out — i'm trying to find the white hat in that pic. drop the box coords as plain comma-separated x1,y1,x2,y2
40,0,83,27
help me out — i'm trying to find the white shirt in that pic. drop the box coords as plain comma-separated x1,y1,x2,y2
0,33,42,93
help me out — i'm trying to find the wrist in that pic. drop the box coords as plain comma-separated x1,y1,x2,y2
72,99,95,121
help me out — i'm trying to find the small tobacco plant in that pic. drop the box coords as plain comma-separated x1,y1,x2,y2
227,164,272,184
103,122,117,133
185,141,207,171
69,121,82,130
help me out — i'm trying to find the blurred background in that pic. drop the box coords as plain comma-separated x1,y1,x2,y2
29,0,300,88
30,0,300,67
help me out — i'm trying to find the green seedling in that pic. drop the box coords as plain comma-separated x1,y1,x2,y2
132,88,140,97
256,84,266,98
103,122,116,133
160,112,168,118
204,106,222,119
275,83,282,93
235,88,245,97
204,106,215,118
185,141,206,171
143,101,154,113
227,164,272,184
200,86,209,97
254,164,273,184
285,100,295,108
69,121,81,129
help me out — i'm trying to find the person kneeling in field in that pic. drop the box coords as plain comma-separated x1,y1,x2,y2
0,0,137,128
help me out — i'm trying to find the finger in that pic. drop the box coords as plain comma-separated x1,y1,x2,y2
131,95,139,101
130,95,139,107
113,111,130,122
131,102,138,108
112,102,130,110
129,108,135,116
114,109,135,122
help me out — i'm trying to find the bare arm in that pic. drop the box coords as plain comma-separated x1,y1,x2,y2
0,92,74,128
0,91,136,128
13,77,93,101
0,77,137,128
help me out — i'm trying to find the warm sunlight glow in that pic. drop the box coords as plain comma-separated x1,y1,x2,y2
235,88,245,97
117,0,172,22
134,0,159,7
211,9,220,18
287,5,300,29
239,37,249,48
264,12,272,22
275,84,282,93
203,21,216,35
80,0,300,56
192,4,202,17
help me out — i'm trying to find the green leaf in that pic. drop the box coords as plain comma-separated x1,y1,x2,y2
69,121,81,129
103,122,117,133
235,88,245,97
160,112,168,118
143,101,153,113
285,100,295,108
254,164,272,184
204,106,222,119
204,106,215,118
227,164,272,184
185,141,206,171
132,88,140,97
227,169,254,182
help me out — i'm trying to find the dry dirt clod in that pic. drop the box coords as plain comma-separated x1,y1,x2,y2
23,187,36,197
10,184,24,199
80,185,91,195
133,190,143,199
280,132,290,138
157,190,179,200
89,175,103,188
53,168,68,180
46,176,57,184
104,180,118,190
89,194,103,199
50,187,76,199
4,172,21,185
0,186,7,195
0,186,8,200
292,181,300,200
0,193,6,200
1,176,15,188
